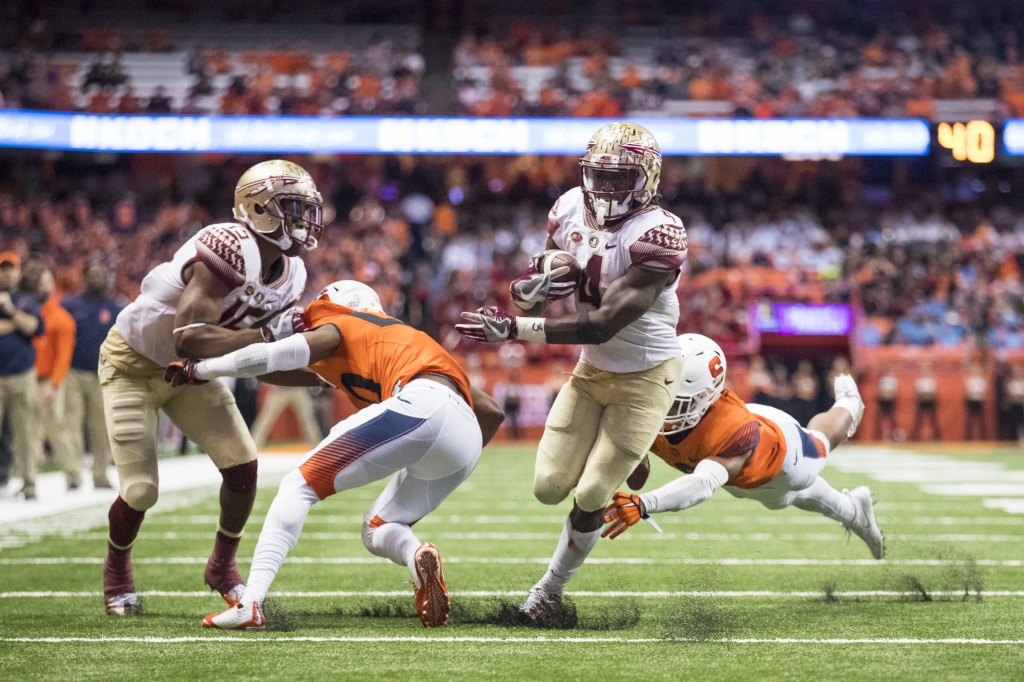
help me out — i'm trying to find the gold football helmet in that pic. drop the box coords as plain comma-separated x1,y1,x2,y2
580,121,661,225
233,160,324,251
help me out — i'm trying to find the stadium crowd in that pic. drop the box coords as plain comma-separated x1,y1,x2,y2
4,3,1024,118
1,149,1023,496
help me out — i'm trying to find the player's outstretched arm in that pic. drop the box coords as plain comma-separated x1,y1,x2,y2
173,262,266,358
602,452,749,539
165,324,341,387
457,265,674,344
470,385,505,446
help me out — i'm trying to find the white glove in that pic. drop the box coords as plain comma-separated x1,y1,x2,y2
262,306,306,342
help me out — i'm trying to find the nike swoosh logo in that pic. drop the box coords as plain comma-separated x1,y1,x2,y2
604,243,616,249
665,378,674,385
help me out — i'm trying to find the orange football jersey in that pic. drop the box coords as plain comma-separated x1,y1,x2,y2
301,299,472,410
649,389,786,489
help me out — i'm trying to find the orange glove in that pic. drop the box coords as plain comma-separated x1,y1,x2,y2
602,491,646,539
164,359,208,388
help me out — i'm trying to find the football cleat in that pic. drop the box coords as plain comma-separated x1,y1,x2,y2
202,602,265,630
412,543,450,628
105,592,141,617
833,374,865,438
519,586,564,621
843,486,885,560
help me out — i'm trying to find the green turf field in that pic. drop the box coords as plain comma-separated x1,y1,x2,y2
2,444,1024,681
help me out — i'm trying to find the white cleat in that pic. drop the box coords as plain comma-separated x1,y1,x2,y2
834,374,865,438
105,592,141,617
843,486,885,560
519,585,563,621
202,601,265,630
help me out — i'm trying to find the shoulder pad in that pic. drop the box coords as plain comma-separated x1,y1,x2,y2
195,224,251,288
629,222,688,271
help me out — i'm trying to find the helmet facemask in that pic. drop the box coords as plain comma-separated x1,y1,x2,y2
233,160,324,252
662,384,720,436
580,161,650,226
273,195,323,250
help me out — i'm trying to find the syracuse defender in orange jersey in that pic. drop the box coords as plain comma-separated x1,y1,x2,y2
603,334,884,560
165,281,504,630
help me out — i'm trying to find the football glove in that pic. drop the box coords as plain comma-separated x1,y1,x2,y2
164,359,208,388
510,255,575,311
602,491,647,539
262,306,306,342
455,306,517,343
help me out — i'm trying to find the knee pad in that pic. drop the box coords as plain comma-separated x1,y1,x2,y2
533,474,572,506
220,460,258,495
109,392,147,443
573,481,611,514
121,480,158,511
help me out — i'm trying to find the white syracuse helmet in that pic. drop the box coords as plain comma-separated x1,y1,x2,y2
580,121,661,225
663,334,727,436
233,159,324,251
318,280,383,313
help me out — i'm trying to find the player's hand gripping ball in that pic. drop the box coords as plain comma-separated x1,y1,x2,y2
164,359,208,388
602,491,647,539
510,250,581,312
455,306,517,343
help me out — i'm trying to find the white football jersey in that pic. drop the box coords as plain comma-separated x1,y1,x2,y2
117,223,307,367
548,187,687,373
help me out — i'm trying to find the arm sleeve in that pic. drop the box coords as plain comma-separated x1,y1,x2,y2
639,458,729,514
629,223,688,272
194,333,311,380
50,313,76,386
194,225,248,288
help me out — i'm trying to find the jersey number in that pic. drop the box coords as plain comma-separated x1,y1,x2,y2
337,312,406,404
578,254,603,307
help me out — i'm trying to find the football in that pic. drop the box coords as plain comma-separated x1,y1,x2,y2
539,249,582,290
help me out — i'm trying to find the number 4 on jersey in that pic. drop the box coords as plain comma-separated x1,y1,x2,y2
579,254,603,307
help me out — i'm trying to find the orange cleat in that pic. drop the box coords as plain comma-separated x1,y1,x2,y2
412,543,450,628
202,601,265,630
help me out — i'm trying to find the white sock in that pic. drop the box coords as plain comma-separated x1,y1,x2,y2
791,478,856,525
362,522,422,584
535,518,602,596
242,469,318,606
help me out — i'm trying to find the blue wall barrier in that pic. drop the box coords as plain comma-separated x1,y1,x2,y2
0,110,932,156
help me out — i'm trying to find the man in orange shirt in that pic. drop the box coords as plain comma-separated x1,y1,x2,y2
23,262,78,489
166,281,504,630
603,334,883,560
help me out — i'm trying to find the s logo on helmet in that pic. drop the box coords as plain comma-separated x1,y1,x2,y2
708,356,724,378
570,231,583,244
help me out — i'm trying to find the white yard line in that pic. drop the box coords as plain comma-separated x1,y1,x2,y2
3,636,1024,645
0,590,1012,599
59,531,1024,542
2,556,1021,567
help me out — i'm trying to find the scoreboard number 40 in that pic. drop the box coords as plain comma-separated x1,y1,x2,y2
938,120,995,163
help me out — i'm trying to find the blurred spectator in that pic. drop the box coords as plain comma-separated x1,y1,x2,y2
146,86,172,114
1003,364,1024,444
791,359,819,426
0,252,43,500
249,386,322,449
964,362,988,441
503,370,523,440
62,261,120,489
748,355,773,405
22,261,77,488
912,362,940,441
875,363,899,441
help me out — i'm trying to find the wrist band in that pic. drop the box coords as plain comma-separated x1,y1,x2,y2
515,317,546,343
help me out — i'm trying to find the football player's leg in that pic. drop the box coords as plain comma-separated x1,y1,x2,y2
533,373,603,506
164,379,258,602
810,374,864,447
99,361,162,615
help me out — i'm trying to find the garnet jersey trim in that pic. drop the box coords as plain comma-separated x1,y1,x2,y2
195,226,247,288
